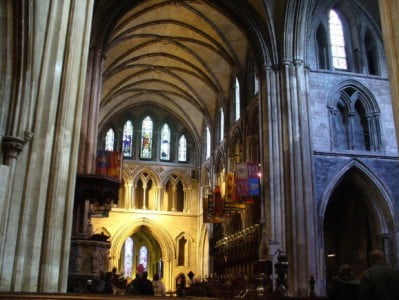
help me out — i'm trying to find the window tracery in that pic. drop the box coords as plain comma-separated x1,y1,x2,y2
141,116,153,159
329,10,347,70
160,123,171,161
123,120,133,157
105,128,115,151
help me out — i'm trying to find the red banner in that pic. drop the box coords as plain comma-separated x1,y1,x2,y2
96,150,122,180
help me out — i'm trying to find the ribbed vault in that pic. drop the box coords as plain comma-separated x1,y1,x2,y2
99,0,249,141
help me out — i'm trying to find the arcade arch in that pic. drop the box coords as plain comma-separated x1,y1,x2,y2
321,161,398,286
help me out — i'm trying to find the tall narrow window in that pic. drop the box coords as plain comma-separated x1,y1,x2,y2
141,116,153,159
220,108,224,142
124,238,134,278
122,121,133,157
206,126,211,159
178,236,187,266
178,135,187,162
329,10,347,70
138,246,148,271
254,70,259,95
105,128,115,151
160,123,171,161
235,78,240,121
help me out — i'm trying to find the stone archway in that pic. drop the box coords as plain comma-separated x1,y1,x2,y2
321,162,398,287
110,217,176,291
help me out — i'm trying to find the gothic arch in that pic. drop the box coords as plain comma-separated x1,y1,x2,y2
319,160,397,230
327,80,382,151
160,170,191,189
110,217,176,265
327,80,380,112
132,167,161,188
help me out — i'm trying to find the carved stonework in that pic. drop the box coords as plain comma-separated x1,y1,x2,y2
2,136,26,160
68,239,111,292
75,174,121,216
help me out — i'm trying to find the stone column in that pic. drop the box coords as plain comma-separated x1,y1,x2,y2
0,0,94,292
78,46,105,174
143,183,148,209
132,185,137,209
172,187,177,211
183,187,190,212
379,0,399,146
156,186,162,210
277,59,319,295
124,182,133,210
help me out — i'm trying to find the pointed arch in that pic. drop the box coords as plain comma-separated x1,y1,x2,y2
160,123,171,161
178,134,187,162
329,9,347,70
328,80,382,151
234,77,240,121
132,167,161,188
105,128,115,151
319,160,398,235
140,115,153,159
160,170,191,189
110,217,176,274
122,120,134,157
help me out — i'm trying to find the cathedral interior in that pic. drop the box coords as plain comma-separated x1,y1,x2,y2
1,0,399,298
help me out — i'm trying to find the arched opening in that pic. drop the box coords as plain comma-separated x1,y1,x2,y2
119,227,162,280
323,168,390,287
176,181,184,212
135,179,144,209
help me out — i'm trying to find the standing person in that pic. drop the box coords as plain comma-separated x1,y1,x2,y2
152,273,166,296
359,250,399,300
329,264,360,300
136,271,154,295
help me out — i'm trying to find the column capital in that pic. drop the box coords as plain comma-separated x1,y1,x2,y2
2,136,26,160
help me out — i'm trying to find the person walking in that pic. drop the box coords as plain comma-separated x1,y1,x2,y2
359,250,399,300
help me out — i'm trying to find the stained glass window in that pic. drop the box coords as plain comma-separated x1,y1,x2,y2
123,120,133,157
220,108,224,141
206,126,211,159
329,10,347,70
254,72,259,94
105,128,115,151
140,116,153,159
139,246,148,271
235,77,240,121
124,238,133,278
178,135,187,162
160,123,171,161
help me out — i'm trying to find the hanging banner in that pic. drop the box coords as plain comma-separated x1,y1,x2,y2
234,162,260,198
248,178,260,196
96,150,108,176
95,150,123,180
235,163,248,179
247,163,259,179
108,151,123,180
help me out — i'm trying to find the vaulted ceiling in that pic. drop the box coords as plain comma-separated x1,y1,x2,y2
99,0,250,143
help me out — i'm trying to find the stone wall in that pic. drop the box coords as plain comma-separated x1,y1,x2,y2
308,71,398,155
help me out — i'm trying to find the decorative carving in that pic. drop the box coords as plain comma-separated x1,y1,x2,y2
75,174,121,216
2,136,26,160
